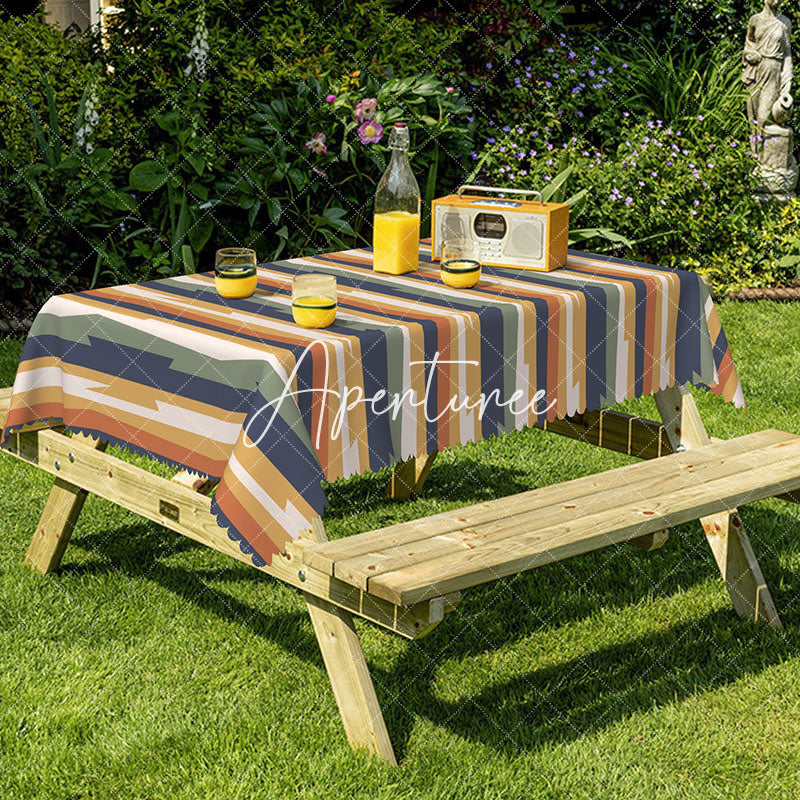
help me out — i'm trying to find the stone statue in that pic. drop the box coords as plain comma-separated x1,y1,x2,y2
742,0,797,202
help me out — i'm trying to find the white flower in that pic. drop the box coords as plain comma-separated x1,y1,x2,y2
76,72,99,154
185,3,210,81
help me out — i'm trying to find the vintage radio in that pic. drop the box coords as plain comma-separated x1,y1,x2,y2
431,185,569,272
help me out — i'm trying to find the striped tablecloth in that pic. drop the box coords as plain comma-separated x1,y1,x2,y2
1,244,744,567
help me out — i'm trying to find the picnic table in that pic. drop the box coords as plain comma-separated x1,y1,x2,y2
3,242,800,765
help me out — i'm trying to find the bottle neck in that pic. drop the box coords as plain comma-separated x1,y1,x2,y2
388,125,410,153
388,146,409,168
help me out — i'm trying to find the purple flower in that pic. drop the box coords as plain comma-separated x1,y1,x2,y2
487,137,496,144
622,63,629,69
516,126,523,134
446,86,454,93
470,150,478,160
355,97,377,124
546,158,553,165
576,111,584,117
486,62,493,69
466,116,474,122
357,120,383,145
651,170,658,177
325,94,336,103
697,114,704,121
503,125,511,132
499,146,506,152
625,196,633,205
520,169,528,176
305,132,327,155
544,81,552,88
529,149,537,157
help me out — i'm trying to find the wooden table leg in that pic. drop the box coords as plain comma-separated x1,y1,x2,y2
25,436,108,575
302,518,397,765
654,384,782,628
386,452,438,500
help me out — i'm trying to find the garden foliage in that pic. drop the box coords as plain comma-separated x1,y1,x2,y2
0,0,798,305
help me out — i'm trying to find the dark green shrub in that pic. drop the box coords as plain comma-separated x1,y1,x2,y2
0,14,99,160
478,121,795,293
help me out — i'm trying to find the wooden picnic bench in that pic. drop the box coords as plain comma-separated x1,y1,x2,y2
3,383,800,765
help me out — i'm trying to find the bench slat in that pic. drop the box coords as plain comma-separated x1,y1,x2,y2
330,433,798,591
302,430,793,577
369,439,800,605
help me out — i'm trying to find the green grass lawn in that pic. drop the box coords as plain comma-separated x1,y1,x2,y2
1,301,800,799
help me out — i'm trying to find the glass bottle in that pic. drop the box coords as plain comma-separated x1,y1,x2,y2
373,122,421,274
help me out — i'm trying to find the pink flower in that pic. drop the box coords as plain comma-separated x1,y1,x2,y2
357,120,383,144
325,94,336,103
355,97,377,123
305,132,327,155
446,86,454,93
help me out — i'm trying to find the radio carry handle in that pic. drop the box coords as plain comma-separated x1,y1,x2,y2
456,185,544,204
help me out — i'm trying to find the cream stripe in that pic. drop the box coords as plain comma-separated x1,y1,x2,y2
14,366,242,444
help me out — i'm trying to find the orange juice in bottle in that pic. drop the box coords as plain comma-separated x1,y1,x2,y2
373,122,421,274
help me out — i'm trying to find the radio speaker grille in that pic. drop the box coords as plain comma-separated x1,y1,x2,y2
503,218,545,262
440,212,470,242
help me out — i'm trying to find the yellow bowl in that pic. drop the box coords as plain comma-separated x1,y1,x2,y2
441,259,481,289
292,296,337,329
215,266,257,299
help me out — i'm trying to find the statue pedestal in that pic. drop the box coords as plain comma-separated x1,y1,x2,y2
754,125,798,204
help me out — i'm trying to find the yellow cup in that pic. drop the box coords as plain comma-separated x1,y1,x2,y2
292,296,337,328
441,259,481,288
214,265,258,298
292,274,337,329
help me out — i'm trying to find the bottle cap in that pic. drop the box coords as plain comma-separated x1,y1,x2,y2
394,122,407,128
